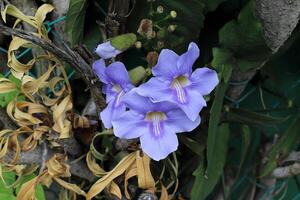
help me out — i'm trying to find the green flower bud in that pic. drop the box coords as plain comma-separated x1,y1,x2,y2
129,66,147,85
110,33,137,51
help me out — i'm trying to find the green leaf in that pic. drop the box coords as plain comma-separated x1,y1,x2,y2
204,0,227,13
0,194,16,200
260,117,300,177
0,74,23,107
224,108,287,127
207,82,231,162
16,174,45,200
0,170,15,195
65,0,88,46
215,1,271,71
191,123,230,200
178,135,205,156
238,125,251,174
83,26,102,50
191,67,232,199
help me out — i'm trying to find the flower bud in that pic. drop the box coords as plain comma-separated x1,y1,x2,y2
156,5,164,14
95,33,137,59
95,41,122,59
137,19,154,39
110,33,137,51
157,41,164,49
135,41,142,49
146,51,159,67
170,10,177,18
129,66,147,85
168,24,177,32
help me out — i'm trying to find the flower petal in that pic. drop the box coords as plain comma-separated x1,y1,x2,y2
178,89,207,121
152,49,180,79
166,109,201,133
95,41,122,59
122,89,155,114
92,59,108,83
140,128,178,161
177,42,200,75
136,78,172,103
125,89,178,114
106,62,132,87
190,67,219,95
112,111,146,139
100,100,126,129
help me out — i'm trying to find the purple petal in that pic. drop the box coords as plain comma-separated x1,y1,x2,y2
92,59,108,83
152,49,180,80
124,89,178,114
106,62,132,87
177,89,207,121
104,85,117,103
190,67,219,95
95,41,122,59
100,100,126,129
136,78,173,103
112,111,146,139
165,109,201,133
140,128,178,161
177,42,200,75
122,89,154,114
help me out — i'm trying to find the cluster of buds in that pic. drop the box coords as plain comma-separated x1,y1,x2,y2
136,4,178,50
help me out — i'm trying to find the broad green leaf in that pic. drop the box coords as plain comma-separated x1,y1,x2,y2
65,0,88,46
0,194,16,200
224,108,287,127
215,1,271,71
191,123,230,200
16,174,46,200
260,117,300,177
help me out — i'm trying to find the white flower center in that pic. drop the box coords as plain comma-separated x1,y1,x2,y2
145,112,167,137
171,75,189,103
113,85,125,106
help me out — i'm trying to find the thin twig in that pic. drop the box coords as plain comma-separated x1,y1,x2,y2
0,24,106,113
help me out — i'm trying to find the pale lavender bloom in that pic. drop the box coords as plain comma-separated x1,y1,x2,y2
112,89,200,161
95,41,122,59
136,42,219,121
92,59,133,128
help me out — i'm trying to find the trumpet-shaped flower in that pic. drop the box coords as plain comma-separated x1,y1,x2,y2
95,41,122,59
92,59,133,128
112,89,200,161
136,42,219,121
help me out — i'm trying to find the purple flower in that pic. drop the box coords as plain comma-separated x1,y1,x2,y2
136,42,219,121
92,59,133,128
95,41,122,59
112,89,200,161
